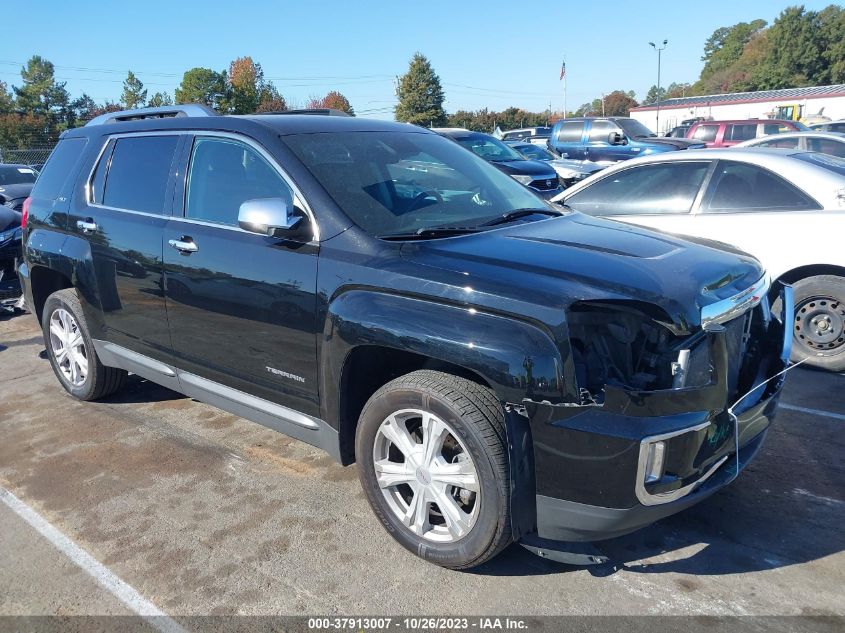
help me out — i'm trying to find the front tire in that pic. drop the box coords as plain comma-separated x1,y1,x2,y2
777,275,845,372
356,370,512,569
41,289,127,400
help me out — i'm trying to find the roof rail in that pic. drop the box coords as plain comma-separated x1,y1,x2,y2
258,108,352,117
85,104,218,127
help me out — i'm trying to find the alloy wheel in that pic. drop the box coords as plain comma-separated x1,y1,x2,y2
373,409,480,543
49,308,88,387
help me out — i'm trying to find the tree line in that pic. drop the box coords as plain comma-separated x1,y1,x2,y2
0,55,354,150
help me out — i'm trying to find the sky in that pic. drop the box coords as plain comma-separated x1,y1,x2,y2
0,0,838,120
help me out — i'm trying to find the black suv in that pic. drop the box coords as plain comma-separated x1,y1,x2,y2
19,105,791,569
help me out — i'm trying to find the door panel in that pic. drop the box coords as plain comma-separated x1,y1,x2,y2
74,134,182,359
163,135,320,416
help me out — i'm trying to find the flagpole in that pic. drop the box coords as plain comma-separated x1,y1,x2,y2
564,74,567,119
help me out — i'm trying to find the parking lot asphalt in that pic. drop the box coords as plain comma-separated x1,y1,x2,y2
1,310,843,621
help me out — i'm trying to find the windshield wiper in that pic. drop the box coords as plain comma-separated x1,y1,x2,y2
479,208,563,227
378,226,481,241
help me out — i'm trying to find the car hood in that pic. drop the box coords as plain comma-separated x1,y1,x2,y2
548,159,605,176
635,136,704,150
490,159,558,178
0,183,33,207
0,204,21,232
401,212,763,331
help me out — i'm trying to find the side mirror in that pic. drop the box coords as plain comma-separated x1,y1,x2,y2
238,198,304,237
608,132,626,145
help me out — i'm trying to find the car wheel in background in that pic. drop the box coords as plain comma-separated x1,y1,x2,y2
41,288,127,400
780,275,845,372
355,370,512,569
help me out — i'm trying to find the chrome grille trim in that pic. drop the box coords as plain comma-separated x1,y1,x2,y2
701,274,770,328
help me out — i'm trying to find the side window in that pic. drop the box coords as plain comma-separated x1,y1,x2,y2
702,161,817,213
565,162,710,216
758,137,800,149
588,120,617,142
102,136,179,213
726,124,757,141
829,123,845,133
692,124,718,142
31,137,88,200
185,137,294,226
90,140,115,204
556,121,585,143
807,138,845,158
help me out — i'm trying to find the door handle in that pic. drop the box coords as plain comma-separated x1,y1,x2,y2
77,218,97,233
168,236,198,254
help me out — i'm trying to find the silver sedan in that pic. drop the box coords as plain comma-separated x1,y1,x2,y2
734,131,845,157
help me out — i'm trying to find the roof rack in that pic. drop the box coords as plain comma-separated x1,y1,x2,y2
259,108,352,117
85,104,218,127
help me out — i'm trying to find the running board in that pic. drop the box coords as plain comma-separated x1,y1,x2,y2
519,534,610,566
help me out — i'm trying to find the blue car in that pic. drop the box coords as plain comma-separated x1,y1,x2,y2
548,117,704,163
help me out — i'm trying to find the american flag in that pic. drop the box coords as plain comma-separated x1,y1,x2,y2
559,59,566,80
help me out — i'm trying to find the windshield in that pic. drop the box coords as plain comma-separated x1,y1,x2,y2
455,135,525,162
793,151,845,176
615,119,657,138
283,130,550,237
0,165,37,185
515,144,554,161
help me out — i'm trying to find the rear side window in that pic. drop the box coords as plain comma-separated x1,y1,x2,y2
102,136,179,214
556,121,585,142
726,124,757,141
829,123,845,133
702,161,817,213
758,137,800,149
588,120,617,142
692,124,718,142
31,137,88,200
565,161,710,216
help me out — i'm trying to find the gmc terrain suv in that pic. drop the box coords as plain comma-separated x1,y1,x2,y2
19,105,791,569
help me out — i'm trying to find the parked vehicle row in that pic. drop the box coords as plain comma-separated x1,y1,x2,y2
17,105,791,570
735,131,845,157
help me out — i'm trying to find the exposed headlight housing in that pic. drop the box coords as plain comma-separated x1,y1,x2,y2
510,174,534,185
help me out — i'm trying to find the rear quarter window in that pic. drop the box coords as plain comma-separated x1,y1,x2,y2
101,135,179,214
556,121,585,143
31,137,88,200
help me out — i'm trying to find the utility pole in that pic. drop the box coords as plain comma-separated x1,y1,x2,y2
649,39,668,133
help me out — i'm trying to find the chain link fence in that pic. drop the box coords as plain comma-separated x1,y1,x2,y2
0,147,55,168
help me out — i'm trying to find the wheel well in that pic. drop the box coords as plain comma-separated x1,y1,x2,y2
337,345,492,465
29,266,72,322
773,264,845,295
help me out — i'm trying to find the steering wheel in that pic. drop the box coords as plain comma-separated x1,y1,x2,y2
406,189,444,212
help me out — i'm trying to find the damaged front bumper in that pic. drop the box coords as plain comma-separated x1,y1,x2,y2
520,286,791,548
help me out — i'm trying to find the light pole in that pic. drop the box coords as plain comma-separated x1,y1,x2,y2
649,39,668,134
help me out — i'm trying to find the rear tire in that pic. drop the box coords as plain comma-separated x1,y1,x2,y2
355,370,512,569
41,288,127,400
774,275,845,372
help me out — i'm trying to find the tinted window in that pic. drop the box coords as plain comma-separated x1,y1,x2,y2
515,144,554,160
556,121,584,142
103,136,178,213
588,120,617,142
727,124,757,141
763,123,792,135
502,131,528,140
703,161,816,213
807,138,845,158
31,137,88,199
828,123,845,133
692,125,718,142
566,161,710,216
284,130,548,237
455,136,524,162
793,152,845,176
186,137,294,226
757,137,800,149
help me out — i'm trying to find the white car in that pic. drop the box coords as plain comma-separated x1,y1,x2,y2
735,131,845,158
553,148,845,371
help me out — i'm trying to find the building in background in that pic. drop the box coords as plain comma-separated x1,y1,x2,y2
629,84,845,134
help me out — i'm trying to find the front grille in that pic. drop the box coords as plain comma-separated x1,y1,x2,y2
529,177,560,191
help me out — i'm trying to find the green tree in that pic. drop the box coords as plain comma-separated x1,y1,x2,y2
175,67,229,110
0,80,14,114
819,5,845,83
603,90,639,116
120,71,148,109
228,56,263,114
395,53,446,126
256,83,286,112
700,19,767,81
14,56,70,124
761,6,825,88
147,92,173,107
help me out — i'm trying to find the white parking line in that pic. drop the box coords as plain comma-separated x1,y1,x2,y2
780,403,845,421
0,487,186,633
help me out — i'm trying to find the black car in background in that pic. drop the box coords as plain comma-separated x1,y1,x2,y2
0,164,38,211
0,203,23,307
434,128,562,198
